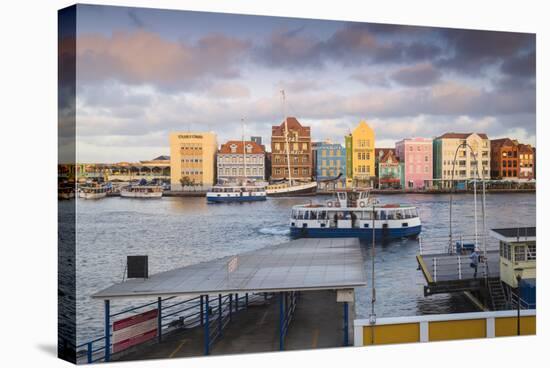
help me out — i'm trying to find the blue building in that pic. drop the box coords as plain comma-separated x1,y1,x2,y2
315,143,346,190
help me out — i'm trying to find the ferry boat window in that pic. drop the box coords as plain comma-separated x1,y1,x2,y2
514,245,526,262
304,211,310,220
396,210,403,220
380,211,386,220
297,211,304,220
363,211,372,220
387,211,395,220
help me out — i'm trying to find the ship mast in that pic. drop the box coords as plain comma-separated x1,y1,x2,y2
242,118,247,186
281,90,293,186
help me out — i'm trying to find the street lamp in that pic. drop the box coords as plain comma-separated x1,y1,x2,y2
515,269,524,336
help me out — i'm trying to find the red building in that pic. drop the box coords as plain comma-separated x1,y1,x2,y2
270,117,312,181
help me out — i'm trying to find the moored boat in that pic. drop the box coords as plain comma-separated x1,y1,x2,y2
120,184,163,198
266,181,317,196
289,189,421,240
206,185,267,203
78,182,110,200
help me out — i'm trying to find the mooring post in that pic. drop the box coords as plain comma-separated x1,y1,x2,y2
204,295,210,355
245,293,249,309
235,293,239,312
104,300,111,362
343,302,349,346
157,297,162,343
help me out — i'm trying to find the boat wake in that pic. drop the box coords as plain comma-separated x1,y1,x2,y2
258,226,290,236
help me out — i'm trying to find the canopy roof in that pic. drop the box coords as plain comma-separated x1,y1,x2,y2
93,238,366,300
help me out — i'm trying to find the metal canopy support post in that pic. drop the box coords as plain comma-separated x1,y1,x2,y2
204,295,210,355
229,294,233,321
343,302,349,346
279,292,284,351
157,297,162,343
200,295,204,326
218,294,223,337
104,300,111,362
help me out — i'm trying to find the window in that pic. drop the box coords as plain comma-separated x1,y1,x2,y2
514,245,526,262
527,245,536,260
302,143,308,150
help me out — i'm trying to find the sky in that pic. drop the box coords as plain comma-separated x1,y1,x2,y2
72,4,536,162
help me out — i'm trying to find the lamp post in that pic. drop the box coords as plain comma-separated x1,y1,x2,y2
516,270,523,336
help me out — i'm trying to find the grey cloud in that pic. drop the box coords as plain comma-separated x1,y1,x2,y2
501,50,536,77
436,29,535,75
350,73,390,87
391,63,442,87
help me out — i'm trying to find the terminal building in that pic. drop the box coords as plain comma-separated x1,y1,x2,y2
169,132,218,190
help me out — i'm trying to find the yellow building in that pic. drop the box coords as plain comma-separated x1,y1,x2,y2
169,132,218,190
345,121,375,188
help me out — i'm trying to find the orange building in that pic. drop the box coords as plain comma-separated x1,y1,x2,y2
490,138,519,179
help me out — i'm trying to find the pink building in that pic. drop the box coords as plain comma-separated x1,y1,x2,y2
395,138,433,189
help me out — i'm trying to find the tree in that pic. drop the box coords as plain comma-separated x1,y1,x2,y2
180,176,195,186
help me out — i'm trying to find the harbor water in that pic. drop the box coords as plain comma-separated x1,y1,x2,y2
63,192,535,344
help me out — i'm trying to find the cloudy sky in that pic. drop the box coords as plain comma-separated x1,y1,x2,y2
73,4,536,162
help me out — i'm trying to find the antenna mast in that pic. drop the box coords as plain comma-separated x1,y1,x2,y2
281,90,293,186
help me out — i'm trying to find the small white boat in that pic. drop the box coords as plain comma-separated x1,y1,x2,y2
290,189,421,240
207,185,266,203
120,185,163,198
78,182,110,199
266,181,317,197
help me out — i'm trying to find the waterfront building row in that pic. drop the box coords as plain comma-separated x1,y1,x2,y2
78,119,535,191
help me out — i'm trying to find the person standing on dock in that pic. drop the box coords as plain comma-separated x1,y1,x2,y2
470,248,480,279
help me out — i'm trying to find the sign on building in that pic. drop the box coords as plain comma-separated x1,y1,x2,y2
112,309,158,353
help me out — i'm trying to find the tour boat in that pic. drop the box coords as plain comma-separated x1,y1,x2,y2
206,184,267,203
78,182,110,200
120,184,163,198
58,185,75,200
289,189,422,240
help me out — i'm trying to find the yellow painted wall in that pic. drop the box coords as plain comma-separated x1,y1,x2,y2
495,316,536,337
351,121,375,182
169,132,218,187
363,323,419,345
428,319,486,341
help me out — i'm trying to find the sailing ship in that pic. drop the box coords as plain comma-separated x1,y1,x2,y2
289,189,422,240
266,90,317,197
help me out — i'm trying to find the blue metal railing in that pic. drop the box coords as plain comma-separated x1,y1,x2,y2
279,291,298,350
77,292,265,363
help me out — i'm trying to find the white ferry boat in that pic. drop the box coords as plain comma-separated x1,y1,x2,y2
120,184,163,198
206,185,267,203
290,190,421,240
78,182,110,200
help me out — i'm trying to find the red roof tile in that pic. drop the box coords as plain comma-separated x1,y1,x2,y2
218,141,265,154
